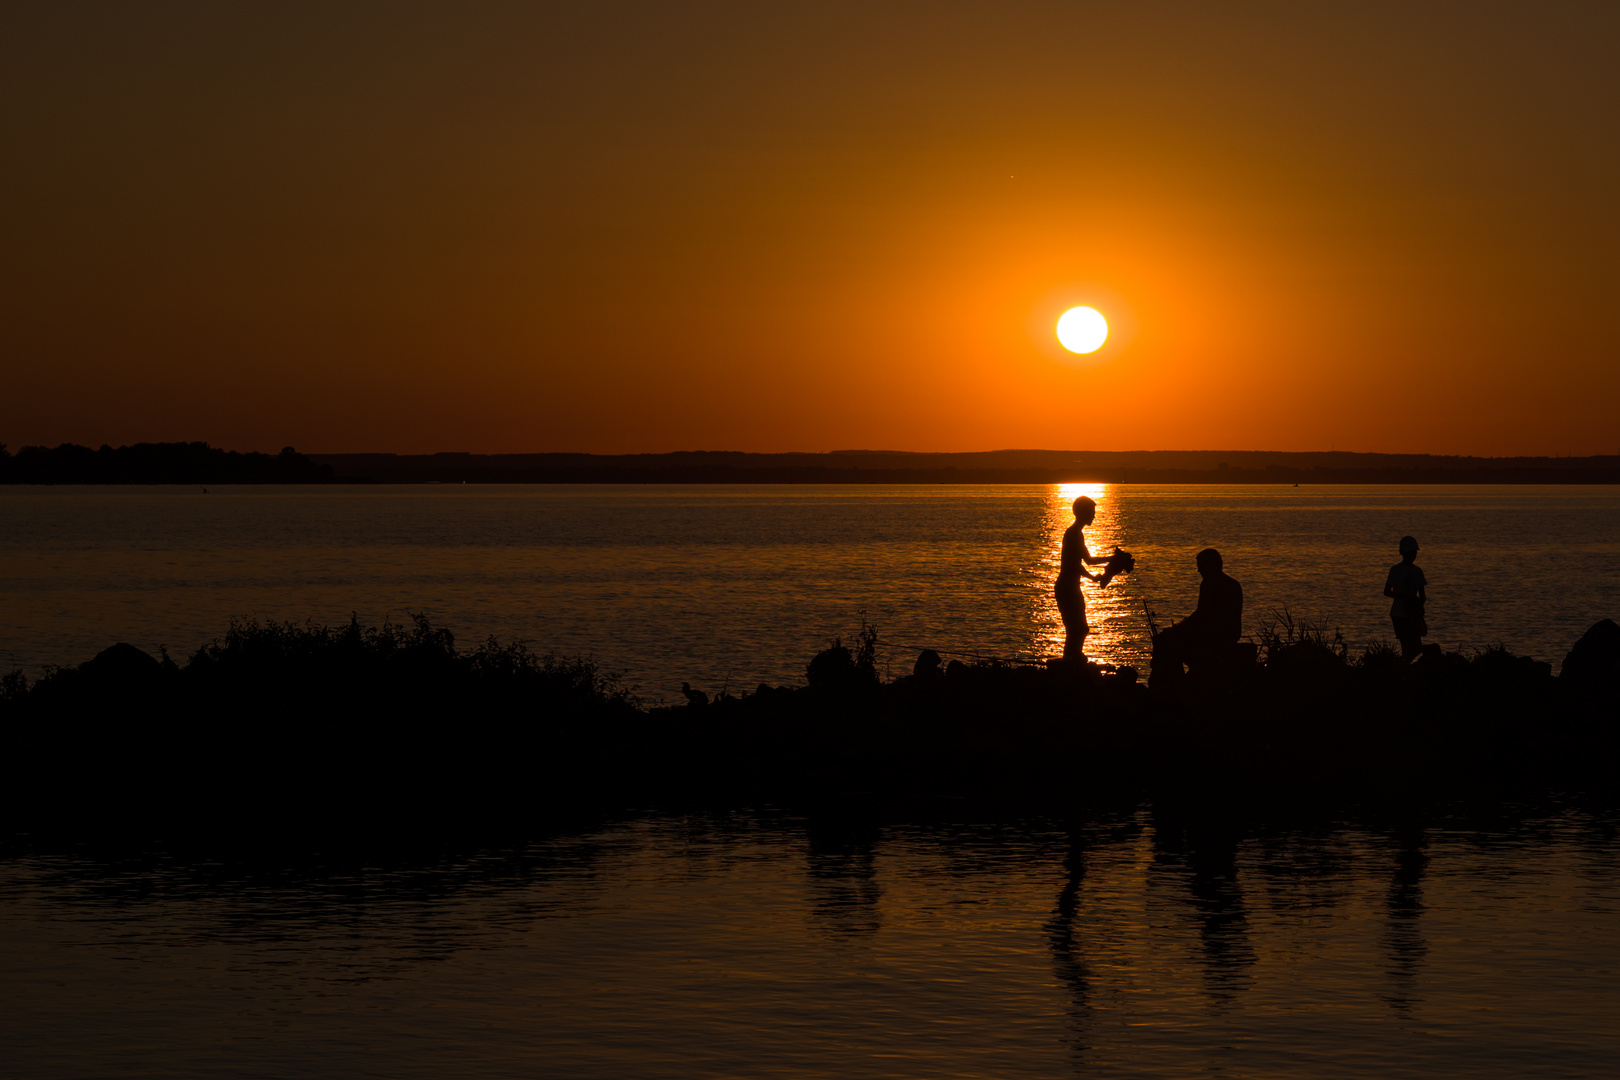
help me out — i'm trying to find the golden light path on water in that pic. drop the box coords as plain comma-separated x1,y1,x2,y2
7,483,1619,693
1035,483,1138,667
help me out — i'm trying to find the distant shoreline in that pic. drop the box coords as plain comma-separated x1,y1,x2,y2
302,468,1620,485
307,449,1620,485
10,471,1620,485
5,443,1619,484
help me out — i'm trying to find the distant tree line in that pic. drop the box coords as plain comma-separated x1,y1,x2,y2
315,463,1620,485
310,450,1620,485
0,442,334,484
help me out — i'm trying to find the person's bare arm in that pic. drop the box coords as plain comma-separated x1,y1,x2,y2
1061,530,1100,582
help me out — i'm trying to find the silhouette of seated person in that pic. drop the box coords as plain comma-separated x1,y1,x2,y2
1152,547,1243,687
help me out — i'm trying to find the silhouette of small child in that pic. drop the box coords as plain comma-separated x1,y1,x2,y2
1384,536,1428,662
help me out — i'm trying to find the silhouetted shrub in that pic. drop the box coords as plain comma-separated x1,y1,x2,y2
806,623,880,697
0,614,649,835
0,667,26,704
1359,640,1402,669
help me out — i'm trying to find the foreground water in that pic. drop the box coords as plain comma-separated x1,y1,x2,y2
3,807,1618,1079
2,484,1617,695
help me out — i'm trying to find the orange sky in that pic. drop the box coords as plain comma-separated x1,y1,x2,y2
3,1,1617,455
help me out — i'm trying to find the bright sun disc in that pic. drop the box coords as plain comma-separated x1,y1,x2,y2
1056,306,1108,354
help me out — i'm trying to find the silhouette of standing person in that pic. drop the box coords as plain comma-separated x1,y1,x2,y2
1056,497,1110,660
1384,535,1428,661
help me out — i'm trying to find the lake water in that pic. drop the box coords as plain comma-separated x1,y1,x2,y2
2,484,1617,697
3,806,1619,1078
5,483,1620,1076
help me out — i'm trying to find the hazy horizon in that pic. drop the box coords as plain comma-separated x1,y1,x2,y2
11,441,1620,462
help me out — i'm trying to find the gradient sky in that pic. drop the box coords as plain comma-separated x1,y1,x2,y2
3,1,1617,455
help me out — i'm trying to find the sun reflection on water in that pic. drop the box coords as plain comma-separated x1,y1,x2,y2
1035,483,1143,668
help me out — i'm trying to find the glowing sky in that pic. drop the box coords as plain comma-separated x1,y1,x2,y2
2,1,1616,455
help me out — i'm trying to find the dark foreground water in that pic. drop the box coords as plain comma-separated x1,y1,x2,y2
3,484,1618,695
3,806,1618,1078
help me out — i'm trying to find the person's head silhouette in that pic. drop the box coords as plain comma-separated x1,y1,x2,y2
1196,548,1223,576
1072,496,1096,525
1399,536,1419,562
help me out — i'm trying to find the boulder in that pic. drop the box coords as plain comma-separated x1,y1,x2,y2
912,649,942,679
78,642,162,685
1560,619,1620,695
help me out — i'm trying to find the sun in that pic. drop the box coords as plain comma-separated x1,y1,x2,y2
1055,306,1108,354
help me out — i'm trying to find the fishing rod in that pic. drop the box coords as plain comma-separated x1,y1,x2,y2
872,639,1050,667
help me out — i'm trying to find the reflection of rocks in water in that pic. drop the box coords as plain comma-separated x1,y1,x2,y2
805,818,882,936
1152,812,1256,1005
1382,826,1429,1014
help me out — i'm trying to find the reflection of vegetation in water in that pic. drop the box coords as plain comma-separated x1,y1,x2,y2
0,829,619,984
806,816,883,936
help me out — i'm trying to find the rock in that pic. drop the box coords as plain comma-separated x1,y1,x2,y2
78,642,162,683
1560,619,1620,695
62,642,169,708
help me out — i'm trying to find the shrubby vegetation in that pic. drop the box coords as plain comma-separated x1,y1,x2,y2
2,614,1616,838
0,616,646,835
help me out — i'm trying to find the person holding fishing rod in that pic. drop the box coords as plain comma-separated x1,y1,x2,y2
1149,547,1243,688
1055,496,1133,660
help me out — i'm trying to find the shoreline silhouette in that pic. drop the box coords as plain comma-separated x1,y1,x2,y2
0,442,336,485
7,444,1620,484
3,612,1615,840
308,449,1620,485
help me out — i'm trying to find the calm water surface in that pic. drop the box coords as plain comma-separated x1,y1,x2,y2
5,485,1620,1076
2,808,1618,1078
3,484,1617,695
